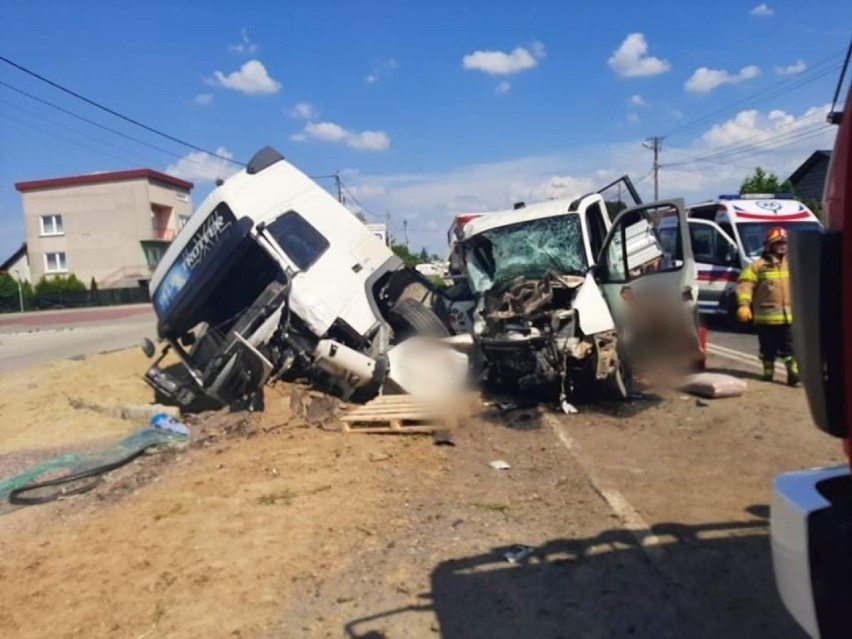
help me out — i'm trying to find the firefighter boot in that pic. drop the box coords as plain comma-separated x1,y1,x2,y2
785,357,800,387
761,359,775,382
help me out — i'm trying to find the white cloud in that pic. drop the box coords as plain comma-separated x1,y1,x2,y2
685,65,760,93
608,33,671,78
206,60,281,95
346,184,386,199
462,41,545,75
495,81,511,94
531,175,596,201
288,101,318,119
627,112,640,124
775,59,807,76
339,103,837,255
530,41,546,59
193,93,213,107
629,94,647,107
229,27,258,54
291,121,390,151
749,3,774,17
166,147,240,184
364,58,400,84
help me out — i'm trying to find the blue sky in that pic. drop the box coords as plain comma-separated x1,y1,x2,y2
1,1,849,259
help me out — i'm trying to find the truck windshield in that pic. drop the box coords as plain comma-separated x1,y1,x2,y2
739,221,823,259
465,214,587,293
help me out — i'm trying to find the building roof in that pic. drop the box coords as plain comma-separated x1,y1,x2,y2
0,243,27,272
14,168,193,193
787,150,832,184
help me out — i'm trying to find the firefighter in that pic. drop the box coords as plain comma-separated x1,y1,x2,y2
735,226,799,386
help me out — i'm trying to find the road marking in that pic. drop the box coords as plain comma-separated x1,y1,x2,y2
544,414,673,576
707,343,788,374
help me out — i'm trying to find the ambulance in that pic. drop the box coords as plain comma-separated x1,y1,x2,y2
658,193,823,321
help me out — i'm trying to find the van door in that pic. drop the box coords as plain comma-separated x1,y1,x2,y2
595,199,701,366
688,219,741,317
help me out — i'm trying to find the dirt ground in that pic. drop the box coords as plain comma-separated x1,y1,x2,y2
0,350,843,638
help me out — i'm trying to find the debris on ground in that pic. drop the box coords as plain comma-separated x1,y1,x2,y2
679,372,747,399
489,460,511,470
503,544,535,563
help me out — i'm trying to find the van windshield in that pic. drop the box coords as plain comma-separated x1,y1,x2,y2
465,214,587,293
739,221,823,259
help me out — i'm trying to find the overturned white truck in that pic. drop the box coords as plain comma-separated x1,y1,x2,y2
141,147,460,410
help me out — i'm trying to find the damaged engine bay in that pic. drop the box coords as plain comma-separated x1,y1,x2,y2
462,209,626,404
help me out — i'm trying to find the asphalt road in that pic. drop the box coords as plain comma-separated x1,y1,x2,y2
0,305,156,373
706,321,760,357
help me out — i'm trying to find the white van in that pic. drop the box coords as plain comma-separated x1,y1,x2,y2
658,193,823,321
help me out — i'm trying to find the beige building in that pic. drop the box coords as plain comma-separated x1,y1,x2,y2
14,169,193,288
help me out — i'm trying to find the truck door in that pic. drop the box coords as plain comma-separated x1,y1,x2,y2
595,199,701,366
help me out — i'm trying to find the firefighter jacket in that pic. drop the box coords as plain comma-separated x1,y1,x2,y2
736,253,792,325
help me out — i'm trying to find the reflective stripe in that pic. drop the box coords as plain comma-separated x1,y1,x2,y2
757,270,789,280
737,294,752,304
739,269,758,282
754,310,793,324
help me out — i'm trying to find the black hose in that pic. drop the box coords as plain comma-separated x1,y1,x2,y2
8,447,149,506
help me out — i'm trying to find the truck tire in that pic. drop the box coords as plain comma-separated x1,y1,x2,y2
387,298,450,340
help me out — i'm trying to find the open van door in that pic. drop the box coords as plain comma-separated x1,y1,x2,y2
595,199,701,367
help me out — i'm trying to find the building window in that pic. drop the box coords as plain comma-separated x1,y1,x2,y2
178,215,190,229
44,252,67,273
40,214,64,236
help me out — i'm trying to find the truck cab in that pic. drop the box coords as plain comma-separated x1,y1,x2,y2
144,147,449,408
658,194,823,321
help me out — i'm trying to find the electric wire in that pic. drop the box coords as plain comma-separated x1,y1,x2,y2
0,54,245,166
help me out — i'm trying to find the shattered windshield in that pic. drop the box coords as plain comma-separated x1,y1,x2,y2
466,214,587,293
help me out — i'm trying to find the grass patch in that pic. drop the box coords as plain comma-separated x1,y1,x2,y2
258,488,297,506
471,501,511,513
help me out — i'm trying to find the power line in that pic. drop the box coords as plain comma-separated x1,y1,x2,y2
664,126,832,176
0,81,186,161
0,111,143,166
665,122,832,169
0,97,168,166
0,54,244,166
338,180,382,221
663,47,846,139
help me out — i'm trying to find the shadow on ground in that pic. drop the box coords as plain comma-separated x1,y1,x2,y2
343,510,804,639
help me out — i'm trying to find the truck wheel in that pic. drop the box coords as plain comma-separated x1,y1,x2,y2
387,298,450,340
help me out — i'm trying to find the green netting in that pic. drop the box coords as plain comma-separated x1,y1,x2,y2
0,427,187,516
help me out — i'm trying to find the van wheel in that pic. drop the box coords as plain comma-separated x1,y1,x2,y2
387,298,450,341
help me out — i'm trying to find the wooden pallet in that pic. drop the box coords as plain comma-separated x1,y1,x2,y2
339,393,477,434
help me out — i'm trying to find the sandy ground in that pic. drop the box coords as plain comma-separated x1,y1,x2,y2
0,350,843,638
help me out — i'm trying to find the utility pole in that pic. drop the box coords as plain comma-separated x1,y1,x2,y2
333,172,342,203
403,219,409,248
643,136,665,200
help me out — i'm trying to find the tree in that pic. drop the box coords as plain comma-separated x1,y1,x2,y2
417,247,430,264
390,243,418,268
353,210,367,223
0,272,32,312
740,167,793,195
